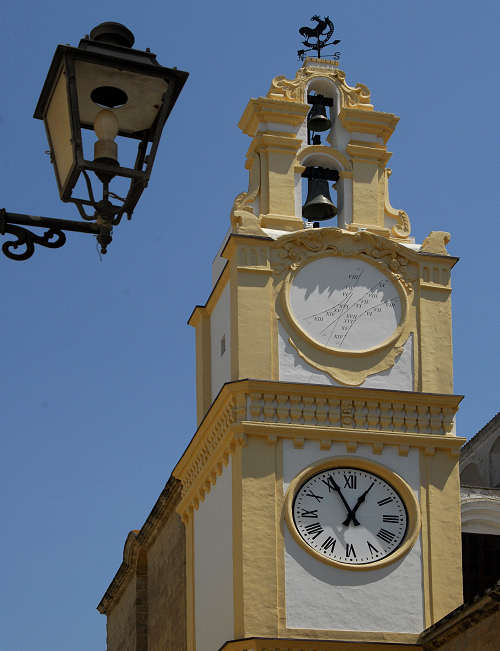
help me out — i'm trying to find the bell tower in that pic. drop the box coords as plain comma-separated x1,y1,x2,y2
175,55,465,651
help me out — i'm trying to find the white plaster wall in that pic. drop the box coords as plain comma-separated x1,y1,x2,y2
194,458,234,651
278,322,414,391
282,440,424,633
210,282,231,401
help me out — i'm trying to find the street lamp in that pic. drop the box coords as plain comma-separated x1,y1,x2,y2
0,22,188,261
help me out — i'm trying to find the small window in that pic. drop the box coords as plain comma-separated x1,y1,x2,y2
220,334,226,356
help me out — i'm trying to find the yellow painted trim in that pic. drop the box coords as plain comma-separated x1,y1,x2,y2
238,97,309,137
339,107,399,144
275,439,287,634
236,422,465,451
418,451,463,625
173,379,463,519
260,214,304,231
232,445,243,637
284,456,421,571
199,312,212,424
346,140,392,166
247,133,303,157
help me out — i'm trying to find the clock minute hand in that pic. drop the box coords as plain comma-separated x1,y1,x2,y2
343,482,375,527
328,477,360,527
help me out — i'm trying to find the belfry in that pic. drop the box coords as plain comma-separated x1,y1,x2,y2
98,45,467,651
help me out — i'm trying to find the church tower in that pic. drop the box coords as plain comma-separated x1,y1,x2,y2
176,55,465,650
98,52,467,651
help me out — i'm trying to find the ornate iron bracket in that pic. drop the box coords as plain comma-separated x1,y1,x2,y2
0,209,99,261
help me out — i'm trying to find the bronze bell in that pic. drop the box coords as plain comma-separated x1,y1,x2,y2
307,96,331,133
302,177,337,221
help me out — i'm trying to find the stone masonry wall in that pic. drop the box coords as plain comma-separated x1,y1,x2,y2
147,509,186,650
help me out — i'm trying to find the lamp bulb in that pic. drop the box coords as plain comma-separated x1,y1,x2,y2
94,109,119,141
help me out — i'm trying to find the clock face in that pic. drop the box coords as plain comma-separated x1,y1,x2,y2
288,257,403,352
292,467,408,565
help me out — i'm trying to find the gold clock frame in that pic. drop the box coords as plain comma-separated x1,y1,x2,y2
284,456,421,571
282,252,409,357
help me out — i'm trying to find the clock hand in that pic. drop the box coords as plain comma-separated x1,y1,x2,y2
328,476,360,527
343,482,375,527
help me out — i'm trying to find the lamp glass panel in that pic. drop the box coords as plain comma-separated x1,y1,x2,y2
46,67,74,193
75,61,168,136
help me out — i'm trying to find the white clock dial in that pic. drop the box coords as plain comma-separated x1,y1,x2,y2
288,257,403,352
292,467,408,565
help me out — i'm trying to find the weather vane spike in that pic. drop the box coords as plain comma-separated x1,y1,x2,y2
297,15,341,61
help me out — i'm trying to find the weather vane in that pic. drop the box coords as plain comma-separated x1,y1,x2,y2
297,15,341,61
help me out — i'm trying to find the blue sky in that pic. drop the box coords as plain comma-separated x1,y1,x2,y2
1,1,498,649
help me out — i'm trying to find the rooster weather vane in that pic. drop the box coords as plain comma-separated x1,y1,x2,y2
297,15,341,60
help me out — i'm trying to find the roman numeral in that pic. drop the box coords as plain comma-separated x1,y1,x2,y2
304,522,324,539
345,543,357,558
343,474,357,489
377,497,394,506
377,528,396,544
382,515,399,523
321,536,336,552
305,490,324,502
367,541,379,556
300,509,318,519
321,475,337,492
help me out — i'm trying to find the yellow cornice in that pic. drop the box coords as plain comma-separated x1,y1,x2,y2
339,107,399,144
173,379,464,519
346,140,393,166
221,232,272,262
238,97,309,137
246,132,303,158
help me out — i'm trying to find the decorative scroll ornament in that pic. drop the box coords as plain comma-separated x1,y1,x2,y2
230,153,267,236
272,228,418,294
288,335,406,386
268,65,372,110
0,213,66,261
384,169,412,239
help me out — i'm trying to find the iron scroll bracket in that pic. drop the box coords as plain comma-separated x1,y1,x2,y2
0,209,99,261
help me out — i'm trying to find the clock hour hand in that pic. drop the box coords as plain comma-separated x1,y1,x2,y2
343,482,375,527
328,476,360,527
